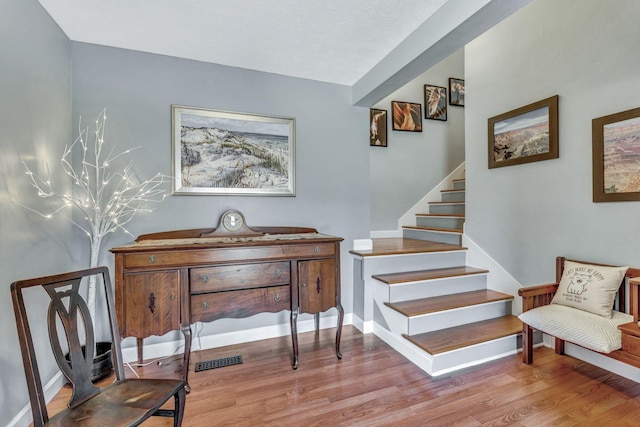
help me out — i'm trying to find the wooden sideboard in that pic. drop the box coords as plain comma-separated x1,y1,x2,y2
110,222,343,389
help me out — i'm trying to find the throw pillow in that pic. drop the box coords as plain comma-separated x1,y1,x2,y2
551,260,628,318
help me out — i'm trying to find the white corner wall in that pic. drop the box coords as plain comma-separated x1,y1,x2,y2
465,0,640,285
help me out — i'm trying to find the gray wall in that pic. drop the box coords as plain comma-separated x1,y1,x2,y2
370,49,465,231
0,0,73,425
465,0,640,285
71,42,370,339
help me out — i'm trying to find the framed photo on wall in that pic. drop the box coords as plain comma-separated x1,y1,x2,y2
391,101,422,132
449,78,465,107
171,105,295,196
488,95,559,169
424,85,447,121
592,106,640,202
370,108,388,147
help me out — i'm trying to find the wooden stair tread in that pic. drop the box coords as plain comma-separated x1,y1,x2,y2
403,315,522,354
415,213,465,218
428,201,465,205
403,225,463,234
441,189,465,193
385,289,514,317
372,266,489,285
349,238,465,257
452,178,465,182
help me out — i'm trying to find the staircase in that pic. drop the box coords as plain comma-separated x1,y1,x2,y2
350,178,522,376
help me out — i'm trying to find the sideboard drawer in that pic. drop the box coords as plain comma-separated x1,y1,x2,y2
190,262,290,294
191,285,290,323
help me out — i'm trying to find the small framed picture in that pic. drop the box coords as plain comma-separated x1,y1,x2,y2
593,106,640,202
449,78,465,107
391,101,422,132
424,85,447,121
370,108,387,147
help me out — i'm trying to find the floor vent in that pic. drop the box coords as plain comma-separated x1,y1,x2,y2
195,355,243,372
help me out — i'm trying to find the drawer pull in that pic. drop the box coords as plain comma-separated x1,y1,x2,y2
302,282,307,288
202,275,209,283
274,268,281,277
170,294,176,300
148,255,156,264
274,293,282,302
314,246,320,254
202,301,209,310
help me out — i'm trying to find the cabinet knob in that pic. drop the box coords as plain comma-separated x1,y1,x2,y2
148,255,156,264
170,294,176,300
274,268,281,277
302,282,307,287
274,293,282,302
314,246,321,254
202,301,209,310
202,275,209,283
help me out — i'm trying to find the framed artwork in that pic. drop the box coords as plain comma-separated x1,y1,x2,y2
592,107,640,202
449,78,465,107
488,95,559,169
370,108,388,147
171,105,295,196
424,85,447,121
391,101,422,132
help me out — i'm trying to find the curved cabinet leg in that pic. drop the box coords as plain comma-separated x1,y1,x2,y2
335,303,344,360
290,310,299,369
315,312,320,334
181,324,192,393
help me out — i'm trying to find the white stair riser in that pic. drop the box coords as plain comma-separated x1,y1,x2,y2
453,181,466,190
441,191,465,202
416,216,465,229
375,273,488,303
429,203,465,215
403,228,462,245
359,250,467,277
407,300,513,335
430,335,519,376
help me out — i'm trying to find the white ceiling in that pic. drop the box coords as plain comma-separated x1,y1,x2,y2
38,0,450,86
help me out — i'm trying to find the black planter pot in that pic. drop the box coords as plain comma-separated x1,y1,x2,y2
65,341,113,382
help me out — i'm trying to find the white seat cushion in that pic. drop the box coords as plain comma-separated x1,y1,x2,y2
519,304,633,353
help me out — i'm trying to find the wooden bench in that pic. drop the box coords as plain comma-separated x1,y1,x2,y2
518,256,640,369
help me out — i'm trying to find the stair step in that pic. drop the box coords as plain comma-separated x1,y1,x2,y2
403,225,463,234
415,213,465,218
403,315,522,354
440,189,465,202
428,201,465,215
372,266,488,285
349,238,465,257
384,289,514,317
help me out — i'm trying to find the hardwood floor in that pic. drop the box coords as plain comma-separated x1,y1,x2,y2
48,326,640,426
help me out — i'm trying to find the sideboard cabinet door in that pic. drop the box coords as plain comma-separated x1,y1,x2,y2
298,259,336,314
122,270,181,338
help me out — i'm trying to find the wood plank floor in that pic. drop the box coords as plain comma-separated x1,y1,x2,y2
47,326,640,426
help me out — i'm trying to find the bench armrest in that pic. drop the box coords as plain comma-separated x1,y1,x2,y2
518,283,559,312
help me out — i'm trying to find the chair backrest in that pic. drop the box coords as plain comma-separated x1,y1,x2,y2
11,266,126,425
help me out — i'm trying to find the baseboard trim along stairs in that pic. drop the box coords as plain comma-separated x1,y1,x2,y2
350,177,522,376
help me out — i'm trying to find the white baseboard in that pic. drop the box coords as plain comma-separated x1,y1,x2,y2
9,371,65,427
122,313,354,363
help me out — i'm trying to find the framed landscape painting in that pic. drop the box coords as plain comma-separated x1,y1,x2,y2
391,101,422,132
172,105,295,196
488,95,559,169
592,107,640,202
424,85,447,121
370,108,388,147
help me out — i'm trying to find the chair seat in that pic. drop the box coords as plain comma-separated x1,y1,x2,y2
47,378,185,426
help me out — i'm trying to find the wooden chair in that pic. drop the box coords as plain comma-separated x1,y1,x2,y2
11,266,186,426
